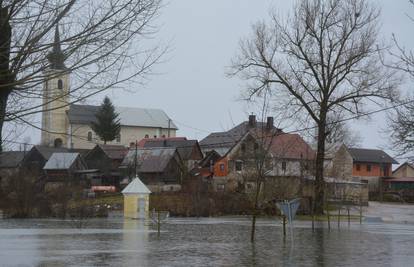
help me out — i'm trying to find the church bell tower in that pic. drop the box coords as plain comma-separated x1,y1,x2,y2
41,24,70,148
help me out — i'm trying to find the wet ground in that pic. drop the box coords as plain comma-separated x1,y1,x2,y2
1,216,414,267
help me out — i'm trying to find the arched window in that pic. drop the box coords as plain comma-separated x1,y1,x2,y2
54,138,63,148
87,131,92,141
57,79,63,89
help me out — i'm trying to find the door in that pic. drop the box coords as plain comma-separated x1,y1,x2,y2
137,198,146,219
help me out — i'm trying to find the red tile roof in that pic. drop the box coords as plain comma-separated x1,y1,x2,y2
268,133,315,160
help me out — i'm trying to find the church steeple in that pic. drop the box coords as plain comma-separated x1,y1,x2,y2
47,24,66,70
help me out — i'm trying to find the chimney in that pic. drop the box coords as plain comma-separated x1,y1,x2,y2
248,115,256,128
266,117,274,130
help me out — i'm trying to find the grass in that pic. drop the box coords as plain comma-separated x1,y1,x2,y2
68,194,123,209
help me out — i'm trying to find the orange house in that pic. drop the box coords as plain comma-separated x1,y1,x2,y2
348,148,397,178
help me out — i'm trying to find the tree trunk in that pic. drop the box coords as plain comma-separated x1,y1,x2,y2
0,6,12,153
250,178,262,242
314,110,327,215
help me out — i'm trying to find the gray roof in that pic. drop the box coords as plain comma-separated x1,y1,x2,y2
121,147,178,173
90,144,128,160
34,146,70,160
32,146,90,160
0,151,26,168
44,153,80,170
347,148,398,164
67,104,178,129
143,139,199,160
199,121,281,156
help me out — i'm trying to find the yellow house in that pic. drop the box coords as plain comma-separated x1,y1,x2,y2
122,176,151,219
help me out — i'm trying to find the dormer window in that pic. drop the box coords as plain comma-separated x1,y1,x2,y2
87,131,92,141
57,79,63,89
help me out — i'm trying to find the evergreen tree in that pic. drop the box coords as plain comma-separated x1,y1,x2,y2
91,97,121,144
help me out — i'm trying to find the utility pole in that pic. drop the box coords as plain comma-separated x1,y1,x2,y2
167,119,171,138
134,140,138,178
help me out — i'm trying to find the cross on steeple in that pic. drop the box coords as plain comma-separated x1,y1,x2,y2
47,24,66,70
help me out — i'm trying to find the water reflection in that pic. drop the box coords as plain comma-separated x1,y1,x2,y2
121,219,150,266
0,218,413,266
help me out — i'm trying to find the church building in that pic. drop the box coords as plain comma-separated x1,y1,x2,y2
41,26,177,149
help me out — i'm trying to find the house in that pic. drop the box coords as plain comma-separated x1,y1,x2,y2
200,115,281,156
43,153,88,186
383,162,414,192
122,176,151,219
84,144,128,187
328,146,398,192
393,162,414,178
119,147,184,192
139,137,203,170
23,145,89,175
203,117,315,192
65,105,178,149
0,151,26,186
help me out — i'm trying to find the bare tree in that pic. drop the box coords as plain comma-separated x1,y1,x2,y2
387,1,414,157
0,0,164,151
323,112,362,147
230,0,398,214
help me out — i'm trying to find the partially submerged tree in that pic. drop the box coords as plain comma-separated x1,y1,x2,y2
91,96,121,144
387,1,414,157
0,0,164,151
231,0,398,214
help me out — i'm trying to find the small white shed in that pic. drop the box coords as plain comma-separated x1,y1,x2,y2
122,176,151,219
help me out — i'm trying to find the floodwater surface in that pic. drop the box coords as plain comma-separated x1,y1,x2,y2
0,217,413,266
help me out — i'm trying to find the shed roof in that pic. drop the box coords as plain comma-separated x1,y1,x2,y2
96,144,128,160
121,147,178,173
0,151,26,168
142,139,200,160
121,176,151,194
347,148,398,164
67,104,178,129
34,146,70,160
43,153,80,170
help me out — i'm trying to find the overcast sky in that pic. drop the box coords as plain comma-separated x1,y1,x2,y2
17,0,414,159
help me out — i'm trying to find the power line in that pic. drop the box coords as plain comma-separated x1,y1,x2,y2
4,98,414,151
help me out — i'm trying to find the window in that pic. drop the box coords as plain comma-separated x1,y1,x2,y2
235,161,243,172
254,143,259,150
367,164,371,172
54,138,63,148
282,161,287,172
241,144,246,153
219,163,225,172
217,184,225,191
87,131,92,141
356,164,361,171
144,134,149,138
57,79,63,89
116,134,121,143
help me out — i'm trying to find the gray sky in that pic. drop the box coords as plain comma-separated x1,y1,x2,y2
17,0,414,159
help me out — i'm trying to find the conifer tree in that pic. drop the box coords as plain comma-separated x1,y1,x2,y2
91,97,121,144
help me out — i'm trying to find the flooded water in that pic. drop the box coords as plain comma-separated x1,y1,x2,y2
0,217,413,266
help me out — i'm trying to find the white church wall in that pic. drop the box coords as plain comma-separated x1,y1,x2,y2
69,123,177,149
